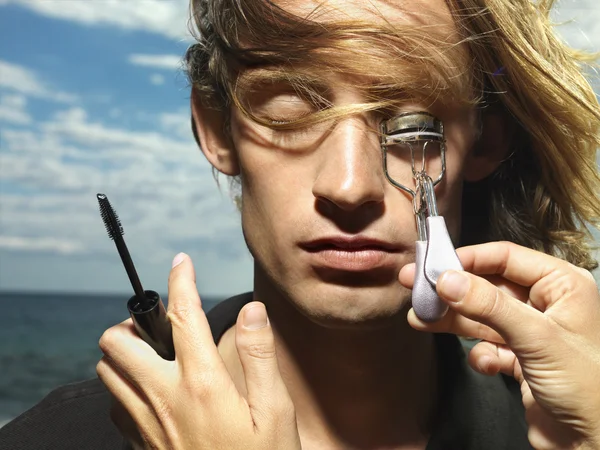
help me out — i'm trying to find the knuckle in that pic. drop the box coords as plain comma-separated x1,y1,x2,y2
182,373,218,401
99,327,120,355
238,334,277,360
496,241,513,272
180,361,221,397
166,299,195,326
245,341,277,360
557,272,579,297
476,287,505,320
237,327,277,360
95,359,107,378
537,268,579,304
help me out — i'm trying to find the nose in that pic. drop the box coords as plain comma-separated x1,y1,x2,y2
312,117,385,212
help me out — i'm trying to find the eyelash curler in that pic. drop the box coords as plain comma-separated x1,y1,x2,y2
380,112,464,322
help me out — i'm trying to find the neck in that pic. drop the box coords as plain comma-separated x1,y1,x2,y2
250,277,439,450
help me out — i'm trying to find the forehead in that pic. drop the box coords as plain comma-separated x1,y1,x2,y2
233,0,476,114
276,0,457,34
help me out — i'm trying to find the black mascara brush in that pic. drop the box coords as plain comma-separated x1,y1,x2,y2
97,193,175,360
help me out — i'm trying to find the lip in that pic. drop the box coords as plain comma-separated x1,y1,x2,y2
301,236,401,251
299,236,401,271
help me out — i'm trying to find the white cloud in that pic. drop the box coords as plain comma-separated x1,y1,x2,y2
0,59,78,103
1,0,193,41
150,74,166,86
0,94,32,125
35,107,195,164
159,110,192,140
53,107,87,123
0,104,245,269
0,236,84,254
129,54,183,71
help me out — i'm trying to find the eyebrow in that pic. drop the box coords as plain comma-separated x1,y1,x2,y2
238,68,330,93
236,69,336,111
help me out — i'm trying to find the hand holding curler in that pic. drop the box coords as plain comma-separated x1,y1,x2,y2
400,241,600,450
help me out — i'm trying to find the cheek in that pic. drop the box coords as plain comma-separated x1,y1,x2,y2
235,139,309,270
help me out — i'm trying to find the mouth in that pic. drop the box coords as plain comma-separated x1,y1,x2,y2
299,236,402,272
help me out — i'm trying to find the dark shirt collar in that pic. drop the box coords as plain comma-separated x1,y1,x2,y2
208,293,532,450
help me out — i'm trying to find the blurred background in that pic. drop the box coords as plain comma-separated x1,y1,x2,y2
0,0,599,428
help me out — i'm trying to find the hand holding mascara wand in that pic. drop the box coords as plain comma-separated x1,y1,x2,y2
96,193,175,360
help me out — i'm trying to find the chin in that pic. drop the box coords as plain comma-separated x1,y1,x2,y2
286,281,412,331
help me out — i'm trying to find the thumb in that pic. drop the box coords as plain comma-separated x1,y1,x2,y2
235,302,295,428
437,270,547,353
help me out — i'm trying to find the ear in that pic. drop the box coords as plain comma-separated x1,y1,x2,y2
463,110,514,182
191,88,240,176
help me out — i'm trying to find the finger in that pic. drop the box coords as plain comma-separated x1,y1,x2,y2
96,356,152,430
481,274,530,303
528,264,600,329
99,319,172,388
456,242,600,314
167,253,224,374
98,357,175,448
399,263,416,289
401,264,530,303
467,341,523,383
455,241,571,288
404,267,527,342
436,270,547,353
407,308,506,344
403,268,529,341
235,302,295,429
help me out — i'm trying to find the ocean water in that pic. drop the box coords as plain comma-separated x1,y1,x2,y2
0,291,223,428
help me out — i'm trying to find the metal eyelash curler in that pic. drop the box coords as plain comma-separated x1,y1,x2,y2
381,112,463,322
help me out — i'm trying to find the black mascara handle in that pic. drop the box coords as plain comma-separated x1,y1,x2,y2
127,290,175,361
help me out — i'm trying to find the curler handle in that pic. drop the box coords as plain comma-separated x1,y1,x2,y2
412,217,463,322
423,216,464,287
412,240,449,322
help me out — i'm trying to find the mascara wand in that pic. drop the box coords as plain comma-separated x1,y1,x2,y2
97,193,175,360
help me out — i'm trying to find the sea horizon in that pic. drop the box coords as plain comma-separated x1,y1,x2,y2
0,288,233,301
0,290,227,428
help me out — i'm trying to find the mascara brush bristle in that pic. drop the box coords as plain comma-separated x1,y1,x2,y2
97,193,124,241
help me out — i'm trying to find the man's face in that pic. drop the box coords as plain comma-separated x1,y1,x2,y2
229,0,478,328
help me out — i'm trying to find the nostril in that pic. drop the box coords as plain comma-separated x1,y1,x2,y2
313,196,385,234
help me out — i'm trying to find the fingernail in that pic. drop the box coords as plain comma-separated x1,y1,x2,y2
243,303,268,330
477,355,492,373
172,252,186,268
438,270,469,302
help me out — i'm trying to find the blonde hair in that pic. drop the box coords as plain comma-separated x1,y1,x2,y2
186,0,600,269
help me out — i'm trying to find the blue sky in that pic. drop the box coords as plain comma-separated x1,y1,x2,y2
0,0,254,297
0,0,599,296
